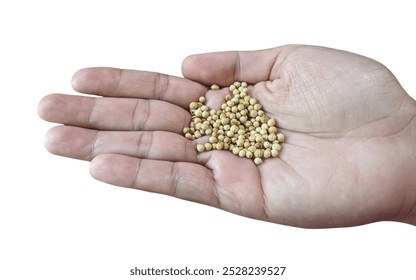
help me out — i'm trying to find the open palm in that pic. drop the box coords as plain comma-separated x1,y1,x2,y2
39,45,416,228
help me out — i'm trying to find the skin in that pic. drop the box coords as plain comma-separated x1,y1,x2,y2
38,45,416,228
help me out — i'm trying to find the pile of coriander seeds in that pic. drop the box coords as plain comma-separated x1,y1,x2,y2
183,82,284,165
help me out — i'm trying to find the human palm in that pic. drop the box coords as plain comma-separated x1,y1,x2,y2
39,45,416,228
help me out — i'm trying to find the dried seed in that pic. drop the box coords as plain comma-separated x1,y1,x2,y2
196,144,205,152
210,84,220,91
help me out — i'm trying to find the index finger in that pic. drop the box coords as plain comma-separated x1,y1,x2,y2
181,46,297,86
71,67,208,109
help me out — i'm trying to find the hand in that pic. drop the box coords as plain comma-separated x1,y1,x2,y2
38,45,416,228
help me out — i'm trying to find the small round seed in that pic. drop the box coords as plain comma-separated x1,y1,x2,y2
263,149,271,158
272,143,281,151
268,133,277,142
210,84,220,91
216,142,224,150
246,151,253,159
232,147,240,155
204,143,212,151
185,133,193,140
209,136,218,143
196,144,205,152
268,126,277,134
191,102,200,110
254,157,263,165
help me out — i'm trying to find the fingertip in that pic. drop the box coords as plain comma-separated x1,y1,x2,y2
71,67,118,94
71,67,97,93
89,154,106,180
71,68,86,92
182,52,235,86
44,126,64,155
90,154,138,187
38,94,60,121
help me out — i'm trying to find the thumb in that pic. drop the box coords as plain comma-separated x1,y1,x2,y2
181,46,293,86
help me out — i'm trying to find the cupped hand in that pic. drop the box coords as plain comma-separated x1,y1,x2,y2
38,45,416,228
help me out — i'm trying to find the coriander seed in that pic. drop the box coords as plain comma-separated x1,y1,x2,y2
183,81,284,165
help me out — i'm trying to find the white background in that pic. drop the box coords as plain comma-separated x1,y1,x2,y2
1,0,415,279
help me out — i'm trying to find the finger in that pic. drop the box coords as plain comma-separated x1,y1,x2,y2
90,154,219,207
38,94,190,133
181,46,298,85
71,67,207,109
44,126,199,163
181,49,278,85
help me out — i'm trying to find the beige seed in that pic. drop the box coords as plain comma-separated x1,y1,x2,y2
216,142,224,150
268,133,277,142
209,136,218,144
196,144,205,152
272,143,281,151
232,147,240,155
236,139,244,147
254,157,263,165
194,109,202,117
190,104,198,111
263,141,271,149
254,149,263,158
277,133,285,142
238,149,247,158
210,84,220,91
268,126,277,134
263,149,271,158
199,96,206,103
183,127,190,134
267,118,276,126
255,135,263,143
249,110,258,118
185,133,193,140
246,151,253,159
204,143,212,151
195,123,202,130
271,149,279,157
